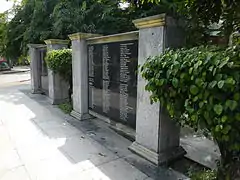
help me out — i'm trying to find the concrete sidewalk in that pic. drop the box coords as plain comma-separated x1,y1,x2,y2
0,66,30,75
0,84,188,180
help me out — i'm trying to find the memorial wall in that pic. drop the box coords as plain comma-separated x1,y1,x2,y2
88,40,138,128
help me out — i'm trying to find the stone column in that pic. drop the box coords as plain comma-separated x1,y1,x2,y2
129,14,186,165
44,39,69,105
28,44,45,94
68,33,100,120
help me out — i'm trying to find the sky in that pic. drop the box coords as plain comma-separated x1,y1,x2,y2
0,1,129,13
0,0,15,13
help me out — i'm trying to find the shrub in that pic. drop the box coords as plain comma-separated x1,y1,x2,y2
45,48,73,101
140,45,240,179
18,55,30,65
58,102,73,114
190,170,217,180
232,33,240,46
45,49,72,81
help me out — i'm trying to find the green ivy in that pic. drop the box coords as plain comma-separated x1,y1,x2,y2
140,45,240,179
45,49,72,81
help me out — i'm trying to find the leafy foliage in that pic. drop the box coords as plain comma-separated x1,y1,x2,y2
2,0,174,61
139,0,240,45
58,102,73,114
45,49,72,81
231,33,240,46
190,169,217,180
0,13,8,58
50,0,135,37
17,55,30,65
140,45,240,179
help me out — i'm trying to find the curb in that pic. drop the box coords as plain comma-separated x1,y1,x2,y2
0,70,30,75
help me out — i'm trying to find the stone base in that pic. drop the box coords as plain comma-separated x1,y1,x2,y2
70,110,94,121
89,110,111,124
48,98,69,105
129,142,186,165
31,89,42,94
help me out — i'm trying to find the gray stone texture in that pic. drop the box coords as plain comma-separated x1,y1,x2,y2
48,69,69,105
28,45,42,94
0,83,189,180
45,42,69,105
41,75,49,95
70,38,90,120
134,26,164,151
129,15,185,165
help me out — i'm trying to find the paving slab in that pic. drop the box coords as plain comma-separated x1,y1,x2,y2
0,166,31,180
0,66,30,75
24,154,75,180
181,136,220,169
0,149,22,170
59,136,119,166
0,126,14,154
36,120,83,138
59,158,149,180
0,84,190,180
66,118,133,158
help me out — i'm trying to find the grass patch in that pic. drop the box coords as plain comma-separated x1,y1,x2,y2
170,158,217,180
58,102,73,114
189,169,217,180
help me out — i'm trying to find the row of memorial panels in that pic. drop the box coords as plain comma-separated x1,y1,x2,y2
88,78,137,128
88,41,138,84
87,40,138,128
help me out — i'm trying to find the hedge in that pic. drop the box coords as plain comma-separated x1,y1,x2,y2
45,48,72,80
140,45,240,179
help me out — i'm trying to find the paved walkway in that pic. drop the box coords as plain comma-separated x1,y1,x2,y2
0,83,188,180
0,66,30,75
0,72,30,88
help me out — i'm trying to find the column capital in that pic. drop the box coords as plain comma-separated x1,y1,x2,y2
28,44,46,48
133,14,166,29
68,32,101,41
44,39,69,45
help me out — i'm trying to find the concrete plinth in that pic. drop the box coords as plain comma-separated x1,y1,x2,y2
69,33,100,120
129,14,186,165
28,44,46,94
44,39,69,105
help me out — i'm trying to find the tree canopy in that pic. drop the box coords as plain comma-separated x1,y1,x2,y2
1,0,239,62
0,0,170,61
139,0,240,43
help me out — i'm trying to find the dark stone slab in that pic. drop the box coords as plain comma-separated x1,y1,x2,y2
88,40,138,128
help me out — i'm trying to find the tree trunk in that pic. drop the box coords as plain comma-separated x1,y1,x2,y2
217,161,240,180
217,142,240,180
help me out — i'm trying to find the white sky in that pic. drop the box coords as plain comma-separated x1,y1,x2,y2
0,1,128,13
0,0,15,13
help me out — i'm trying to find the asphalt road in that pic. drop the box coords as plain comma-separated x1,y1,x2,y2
0,71,30,87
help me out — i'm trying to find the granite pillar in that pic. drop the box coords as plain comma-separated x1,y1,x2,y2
68,33,100,120
129,14,186,165
28,44,45,94
44,39,69,105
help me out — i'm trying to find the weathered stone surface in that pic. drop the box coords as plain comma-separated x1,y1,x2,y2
70,33,98,120
129,14,185,165
0,83,189,179
45,40,69,105
28,44,43,94
48,70,69,105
